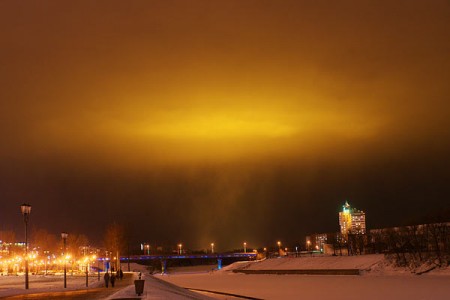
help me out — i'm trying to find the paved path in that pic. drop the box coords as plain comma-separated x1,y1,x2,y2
106,274,214,300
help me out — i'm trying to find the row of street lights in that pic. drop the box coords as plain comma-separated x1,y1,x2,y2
174,241,282,255
20,204,76,290
20,203,284,290
139,240,287,256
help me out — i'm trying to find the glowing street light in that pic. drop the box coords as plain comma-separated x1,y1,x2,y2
61,232,68,288
243,242,247,253
307,240,311,251
178,244,182,255
142,243,150,255
211,243,214,254
277,241,281,250
20,203,31,290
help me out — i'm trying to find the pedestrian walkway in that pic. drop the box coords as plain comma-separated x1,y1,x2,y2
106,273,213,300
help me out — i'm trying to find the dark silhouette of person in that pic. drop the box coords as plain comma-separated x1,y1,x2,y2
110,272,116,287
104,272,110,288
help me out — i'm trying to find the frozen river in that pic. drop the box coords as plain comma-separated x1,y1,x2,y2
159,272,450,300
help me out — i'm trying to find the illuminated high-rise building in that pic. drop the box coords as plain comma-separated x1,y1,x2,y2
339,201,366,235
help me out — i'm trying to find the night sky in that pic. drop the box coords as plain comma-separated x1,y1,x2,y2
1,1,449,250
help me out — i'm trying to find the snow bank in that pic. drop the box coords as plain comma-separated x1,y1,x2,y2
244,254,384,271
157,255,449,300
160,271,450,300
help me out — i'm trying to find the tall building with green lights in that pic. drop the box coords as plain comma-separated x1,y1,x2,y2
339,201,366,235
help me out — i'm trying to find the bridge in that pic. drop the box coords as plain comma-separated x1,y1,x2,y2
119,252,257,261
99,253,257,273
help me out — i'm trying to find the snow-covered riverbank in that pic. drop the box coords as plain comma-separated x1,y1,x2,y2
157,255,450,300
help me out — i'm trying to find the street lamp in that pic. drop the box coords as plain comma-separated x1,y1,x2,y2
84,257,89,287
211,243,214,254
61,232,68,288
243,242,247,253
307,240,311,251
20,203,31,290
178,244,182,255
277,241,281,253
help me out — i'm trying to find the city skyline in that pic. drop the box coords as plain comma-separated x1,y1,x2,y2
1,0,449,250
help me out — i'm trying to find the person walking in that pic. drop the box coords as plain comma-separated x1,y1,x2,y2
110,272,116,287
104,272,110,288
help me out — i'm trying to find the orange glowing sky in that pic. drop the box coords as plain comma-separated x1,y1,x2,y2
1,1,449,248
2,0,448,165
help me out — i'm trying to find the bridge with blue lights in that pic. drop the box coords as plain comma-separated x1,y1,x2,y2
119,252,256,262
99,252,257,272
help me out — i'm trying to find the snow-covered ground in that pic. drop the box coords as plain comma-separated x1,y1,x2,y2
1,257,448,299
106,263,214,300
158,256,450,300
0,268,214,299
165,265,217,274
0,274,103,298
245,254,384,270
160,272,450,300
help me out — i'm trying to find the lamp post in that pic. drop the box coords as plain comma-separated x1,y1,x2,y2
211,243,214,254
85,257,88,287
243,242,247,253
61,232,68,288
97,255,100,281
178,244,182,255
20,204,31,290
277,241,281,254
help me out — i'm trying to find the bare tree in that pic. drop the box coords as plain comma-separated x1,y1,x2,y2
31,229,58,254
427,222,448,267
103,222,125,271
67,233,89,258
0,230,16,255
0,230,16,243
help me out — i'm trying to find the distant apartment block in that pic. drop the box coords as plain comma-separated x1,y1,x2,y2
339,201,366,235
305,201,367,252
305,232,337,252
